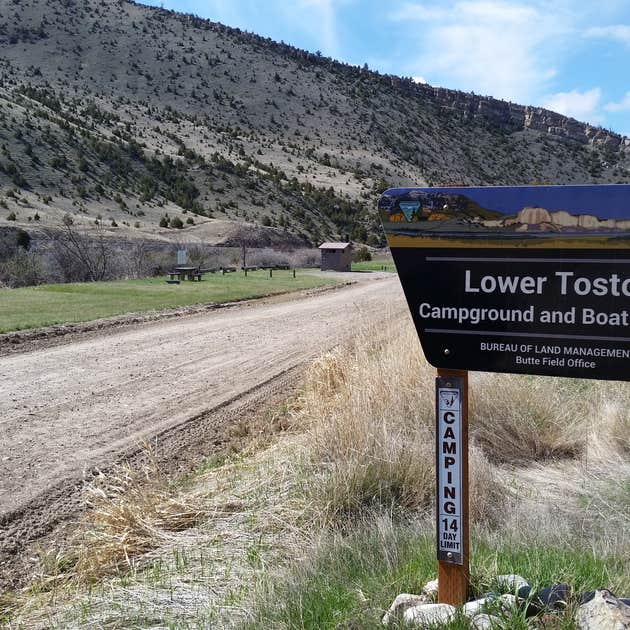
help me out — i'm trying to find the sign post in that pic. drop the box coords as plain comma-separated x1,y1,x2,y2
436,368,469,604
379,184,630,607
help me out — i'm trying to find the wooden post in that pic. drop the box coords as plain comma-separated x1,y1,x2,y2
269,268,273,278
293,268,296,278
436,368,469,606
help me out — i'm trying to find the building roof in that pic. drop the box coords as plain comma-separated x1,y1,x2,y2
319,242,351,250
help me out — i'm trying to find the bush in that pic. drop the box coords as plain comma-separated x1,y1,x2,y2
352,246,372,262
0,251,45,287
16,229,31,250
159,216,169,228
6,211,17,221
170,216,184,229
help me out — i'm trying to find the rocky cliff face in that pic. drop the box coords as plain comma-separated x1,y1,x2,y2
412,85,627,152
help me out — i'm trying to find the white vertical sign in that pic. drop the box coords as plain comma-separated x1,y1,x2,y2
436,379,463,564
177,249,187,265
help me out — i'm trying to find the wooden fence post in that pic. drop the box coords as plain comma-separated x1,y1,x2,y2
436,368,470,606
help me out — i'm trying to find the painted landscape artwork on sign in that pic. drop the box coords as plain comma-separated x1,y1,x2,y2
379,184,630,249
381,184,630,381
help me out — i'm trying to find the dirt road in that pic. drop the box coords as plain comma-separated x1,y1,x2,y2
0,275,403,585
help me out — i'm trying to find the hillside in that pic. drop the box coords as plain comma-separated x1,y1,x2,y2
0,0,629,247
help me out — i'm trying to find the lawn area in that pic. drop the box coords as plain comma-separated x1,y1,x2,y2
351,260,396,272
0,270,337,333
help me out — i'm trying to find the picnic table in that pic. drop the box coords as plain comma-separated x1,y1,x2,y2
169,266,203,282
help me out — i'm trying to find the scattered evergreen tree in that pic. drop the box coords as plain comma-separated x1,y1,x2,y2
16,229,31,250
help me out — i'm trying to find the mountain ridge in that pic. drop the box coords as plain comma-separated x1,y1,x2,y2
0,0,628,247
105,1,630,152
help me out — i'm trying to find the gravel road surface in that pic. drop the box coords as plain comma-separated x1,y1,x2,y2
0,275,404,586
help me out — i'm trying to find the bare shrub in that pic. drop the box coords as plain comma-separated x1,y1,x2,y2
0,250,46,287
118,240,155,278
184,243,210,268
0,230,19,262
230,225,259,267
227,246,320,268
46,217,113,282
247,247,292,267
289,247,320,267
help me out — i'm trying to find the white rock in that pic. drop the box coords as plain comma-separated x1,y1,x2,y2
404,603,456,626
382,594,427,626
471,613,501,629
496,574,529,592
422,578,439,600
463,597,492,617
576,589,630,630
498,593,517,611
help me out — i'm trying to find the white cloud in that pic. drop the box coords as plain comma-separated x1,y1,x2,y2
389,1,567,104
413,75,428,84
605,91,630,112
543,88,603,122
586,24,630,46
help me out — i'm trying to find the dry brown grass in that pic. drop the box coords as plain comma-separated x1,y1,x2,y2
471,373,586,463
33,451,210,588
73,457,208,580
292,319,505,522
587,384,630,458
8,314,629,628
290,315,630,525
28,318,629,593
299,329,434,518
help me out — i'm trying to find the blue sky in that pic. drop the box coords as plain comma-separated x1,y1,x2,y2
140,1,630,137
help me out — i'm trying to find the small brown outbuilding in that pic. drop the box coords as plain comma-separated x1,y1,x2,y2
319,242,353,272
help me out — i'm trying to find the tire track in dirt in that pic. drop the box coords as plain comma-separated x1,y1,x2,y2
0,275,404,589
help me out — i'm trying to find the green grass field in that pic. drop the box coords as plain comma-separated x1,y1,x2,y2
0,270,337,333
351,260,396,272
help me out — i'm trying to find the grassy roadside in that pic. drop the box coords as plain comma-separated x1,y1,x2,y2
5,316,629,628
0,270,337,333
245,525,629,629
351,260,396,272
